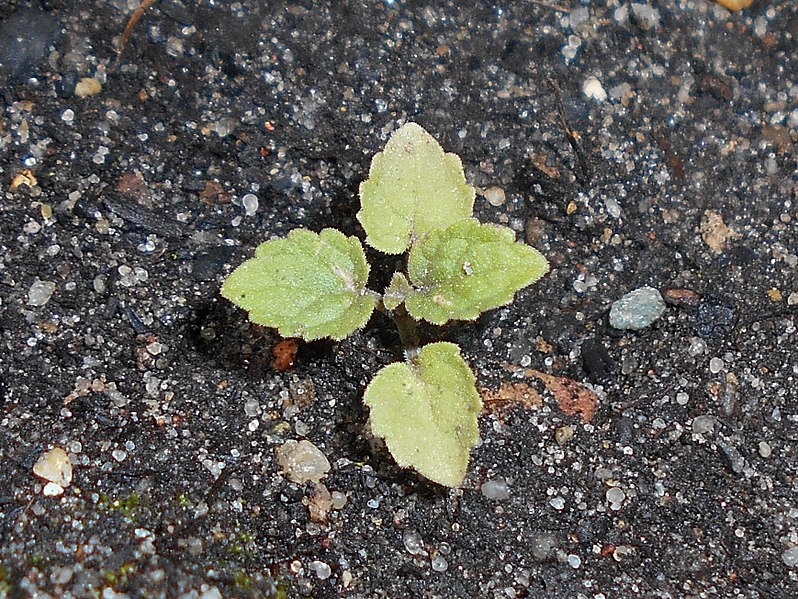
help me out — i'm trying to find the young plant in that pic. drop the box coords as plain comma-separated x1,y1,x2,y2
222,123,549,487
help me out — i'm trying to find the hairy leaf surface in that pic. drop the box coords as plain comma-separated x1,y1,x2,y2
383,272,412,311
364,342,482,487
221,228,375,340
405,219,549,324
357,122,475,254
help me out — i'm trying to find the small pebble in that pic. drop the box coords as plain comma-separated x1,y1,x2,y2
480,477,510,500
309,560,332,580
609,287,666,330
483,186,506,207
331,491,347,509
33,447,73,491
692,415,717,435
241,193,259,216
402,529,426,556
709,357,725,374
783,546,798,567
758,441,772,458
567,554,582,569
75,77,102,98
431,555,448,572
555,425,574,446
275,440,330,484
583,76,607,102
606,486,626,509
28,279,56,306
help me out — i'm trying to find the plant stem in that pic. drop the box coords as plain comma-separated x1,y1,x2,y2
392,304,421,352
375,297,421,353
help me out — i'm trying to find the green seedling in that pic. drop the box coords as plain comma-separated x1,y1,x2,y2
222,122,549,487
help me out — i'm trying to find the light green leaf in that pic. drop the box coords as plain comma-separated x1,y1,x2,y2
405,219,549,325
382,272,412,311
221,228,376,341
364,342,482,487
357,122,476,255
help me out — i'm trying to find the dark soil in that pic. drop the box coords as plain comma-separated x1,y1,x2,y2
1,1,796,597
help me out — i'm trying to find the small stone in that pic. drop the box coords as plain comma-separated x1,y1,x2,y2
583,76,607,102
606,486,626,509
480,477,511,500
782,546,798,567
402,529,426,556
758,441,772,458
692,415,717,435
609,287,666,330
483,186,506,207
241,193,259,216
555,426,574,446
431,554,448,572
309,560,332,580
709,357,725,373
331,491,347,509
33,447,73,489
693,299,736,339
275,440,330,484
75,77,102,98
28,279,56,306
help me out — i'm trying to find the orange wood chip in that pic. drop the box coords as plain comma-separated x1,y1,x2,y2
525,369,599,424
481,382,543,415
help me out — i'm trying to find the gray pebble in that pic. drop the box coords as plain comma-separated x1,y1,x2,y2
609,287,666,330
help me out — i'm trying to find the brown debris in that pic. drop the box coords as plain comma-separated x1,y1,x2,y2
700,210,740,254
481,382,543,415
199,180,233,205
305,482,333,523
663,288,701,308
525,369,599,424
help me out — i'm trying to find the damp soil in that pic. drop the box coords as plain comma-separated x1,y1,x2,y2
1,1,797,597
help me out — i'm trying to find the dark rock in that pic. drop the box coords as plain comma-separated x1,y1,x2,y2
693,298,736,339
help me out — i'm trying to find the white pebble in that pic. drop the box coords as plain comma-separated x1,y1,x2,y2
692,415,717,435
28,279,56,306
480,478,510,500
567,554,582,569
606,487,626,509
275,440,330,483
431,554,448,572
402,529,426,556
583,77,607,102
709,357,725,374
309,560,332,579
33,447,73,488
242,193,259,216
758,441,772,458
604,197,622,218
783,546,798,567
